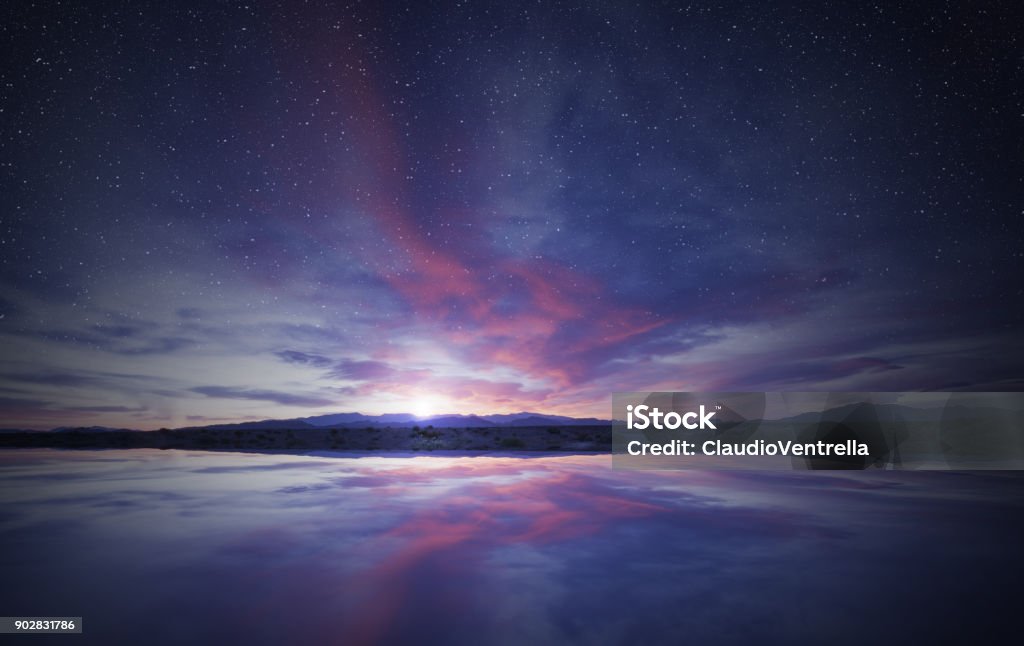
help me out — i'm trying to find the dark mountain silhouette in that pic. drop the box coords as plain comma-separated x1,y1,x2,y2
201,411,613,430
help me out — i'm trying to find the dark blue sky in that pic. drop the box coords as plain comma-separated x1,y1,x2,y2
1,1,1021,428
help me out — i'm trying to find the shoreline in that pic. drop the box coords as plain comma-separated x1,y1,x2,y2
0,425,612,453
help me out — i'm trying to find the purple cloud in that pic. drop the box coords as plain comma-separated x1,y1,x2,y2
275,350,333,368
190,386,335,407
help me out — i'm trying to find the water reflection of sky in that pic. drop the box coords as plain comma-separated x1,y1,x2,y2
0,450,1022,645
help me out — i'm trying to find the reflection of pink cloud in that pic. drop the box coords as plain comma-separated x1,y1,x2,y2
339,459,667,642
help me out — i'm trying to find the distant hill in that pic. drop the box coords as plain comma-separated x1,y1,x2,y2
191,419,316,431
0,423,613,452
28,402,1017,435
185,411,611,431
483,412,585,424
52,425,138,433
499,414,609,426
302,412,417,426
300,412,376,426
8,411,610,434
416,415,496,428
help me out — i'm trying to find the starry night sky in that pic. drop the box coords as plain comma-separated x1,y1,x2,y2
1,1,1021,429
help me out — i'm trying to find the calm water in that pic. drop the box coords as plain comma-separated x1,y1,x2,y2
0,449,1022,645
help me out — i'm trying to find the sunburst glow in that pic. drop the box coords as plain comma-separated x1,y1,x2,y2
411,395,442,419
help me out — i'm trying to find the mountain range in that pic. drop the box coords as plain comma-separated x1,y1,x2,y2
11,402,1019,434
188,411,610,431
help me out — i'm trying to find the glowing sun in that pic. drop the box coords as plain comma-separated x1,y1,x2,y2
411,396,440,419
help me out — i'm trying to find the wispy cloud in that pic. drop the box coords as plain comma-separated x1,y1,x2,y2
275,350,333,368
190,386,336,408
